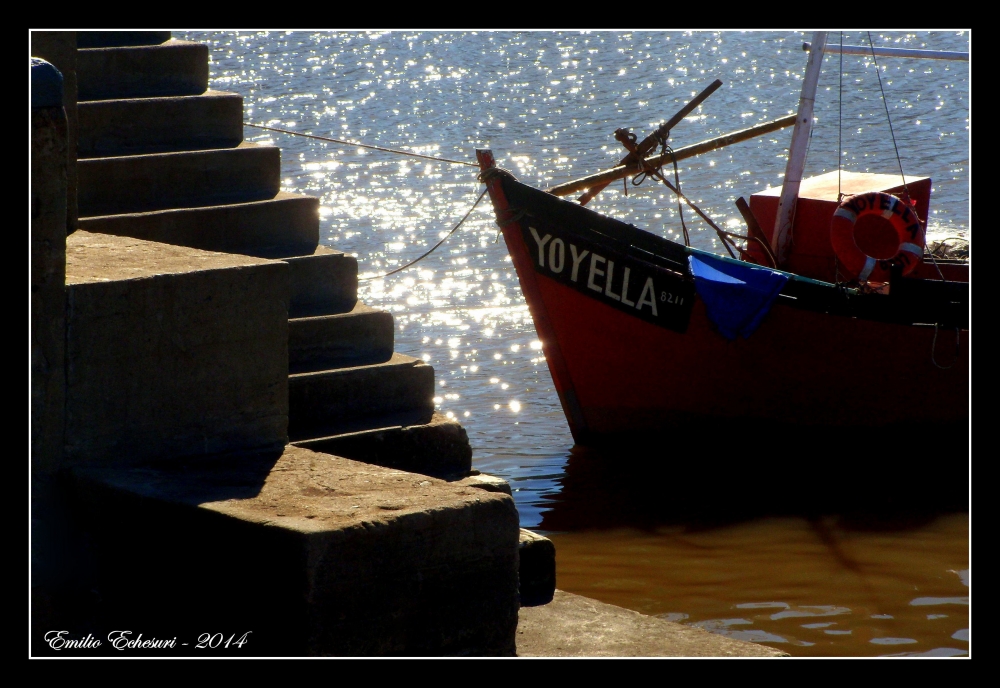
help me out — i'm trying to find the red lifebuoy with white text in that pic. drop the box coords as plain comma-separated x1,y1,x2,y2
830,191,925,282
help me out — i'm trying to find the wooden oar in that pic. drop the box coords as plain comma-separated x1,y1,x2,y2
547,114,797,198
576,78,723,206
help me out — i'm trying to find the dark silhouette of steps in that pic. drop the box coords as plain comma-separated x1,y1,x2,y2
78,90,244,158
78,39,208,100
78,142,280,216
74,30,471,477
290,302,394,373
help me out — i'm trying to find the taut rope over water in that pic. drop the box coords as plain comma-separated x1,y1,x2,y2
244,122,479,167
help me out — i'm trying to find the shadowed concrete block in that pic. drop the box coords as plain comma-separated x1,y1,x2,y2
31,32,78,233
79,142,280,216
78,40,209,100
518,529,555,606
31,57,71,645
517,590,788,657
31,71,67,475
77,31,171,48
64,232,289,466
77,192,319,257
78,90,243,158
282,246,358,317
66,445,520,656
295,411,472,478
288,353,435,439
290,303,394,372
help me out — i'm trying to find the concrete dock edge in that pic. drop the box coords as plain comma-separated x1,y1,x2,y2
517,590,788,657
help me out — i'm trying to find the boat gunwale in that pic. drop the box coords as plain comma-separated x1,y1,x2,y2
498,174,968,330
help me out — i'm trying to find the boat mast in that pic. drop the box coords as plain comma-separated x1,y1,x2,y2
771,31,828,266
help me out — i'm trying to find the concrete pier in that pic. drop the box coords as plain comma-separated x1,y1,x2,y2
70,445,520,656
517,591,787,657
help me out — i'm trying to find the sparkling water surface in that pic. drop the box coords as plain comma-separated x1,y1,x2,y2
181,30,970,657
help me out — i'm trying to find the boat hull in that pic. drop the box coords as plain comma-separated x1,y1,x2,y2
477,152,969,446
535,272,966,435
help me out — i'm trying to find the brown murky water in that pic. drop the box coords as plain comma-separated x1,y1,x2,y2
549,517,968,657
530,444,969,657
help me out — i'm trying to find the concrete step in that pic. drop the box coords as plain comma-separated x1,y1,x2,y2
289,353,435,441
77,31,172,48
518,529,556,607
78,90,243,159
78,40,209,101
290,303,393,373
65,445,519,655
517,591,788,657
79,142,280,217
64,231,289,467
76,192,319,258
293,410,473,478
282,246,359,318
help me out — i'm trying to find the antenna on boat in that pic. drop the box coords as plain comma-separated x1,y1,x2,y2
771,31,828,266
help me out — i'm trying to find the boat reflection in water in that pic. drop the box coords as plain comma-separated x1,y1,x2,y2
530,432,969,657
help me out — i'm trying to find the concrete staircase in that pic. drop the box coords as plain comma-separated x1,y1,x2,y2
31,35,526,656
73,31,471,478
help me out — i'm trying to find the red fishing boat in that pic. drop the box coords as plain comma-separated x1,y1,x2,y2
477,33,969,450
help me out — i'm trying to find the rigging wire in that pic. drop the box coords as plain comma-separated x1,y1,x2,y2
865,33,951,282
838,31,844,201
612,126,740,258
866,32,912,203
663,144,691,248
628,147,740,259
834,31,846,283
643,163,739,259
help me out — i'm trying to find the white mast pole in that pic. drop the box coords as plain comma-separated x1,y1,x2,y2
772,31,828,266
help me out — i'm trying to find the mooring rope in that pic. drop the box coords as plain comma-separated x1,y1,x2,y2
359,167,523,279
245,121,496,278
359,187,489,280
244,122,478,167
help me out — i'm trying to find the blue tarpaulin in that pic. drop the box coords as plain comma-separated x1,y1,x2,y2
688,253,789,340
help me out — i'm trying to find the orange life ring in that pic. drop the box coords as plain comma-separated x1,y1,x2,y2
830,191,925,282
